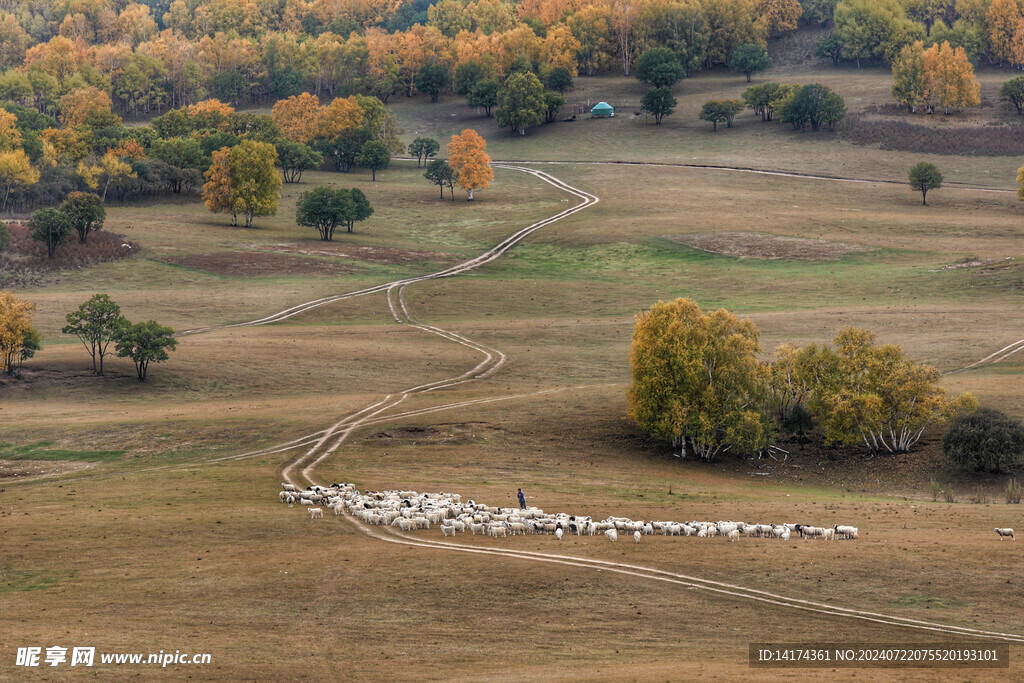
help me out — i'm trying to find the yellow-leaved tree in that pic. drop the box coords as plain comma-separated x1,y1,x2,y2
922,41,980,114
0,291,39,374
447,128,493,201
271,92,325,143
797,327,977,453
0,149,40,212
626,298,774,461
202,141,281,228
0,109,21,152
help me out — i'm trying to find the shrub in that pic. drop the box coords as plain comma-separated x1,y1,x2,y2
1006,478,1022,504
928,479,941,502
969,485,989,504
942,485,957,503
0,222,9,253
782,403,814,436
942,407,1024,472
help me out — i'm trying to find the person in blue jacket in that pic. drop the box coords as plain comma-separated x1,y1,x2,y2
517,488,526,510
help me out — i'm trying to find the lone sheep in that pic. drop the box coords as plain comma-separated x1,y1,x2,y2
308,507,323,519
995,528,1015,541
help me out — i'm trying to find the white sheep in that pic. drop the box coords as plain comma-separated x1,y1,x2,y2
727,529,740,542
605,528,618,542
995,528,1015,540
489,525,508,538
634,530,641,543
555,528,563,541
440,524,456,537
308,507,323,519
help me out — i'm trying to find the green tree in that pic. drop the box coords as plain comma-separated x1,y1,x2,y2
798,327,977,453
908,162,943,205
815,32,844,65
729,43,772,82
316,128,371,172
943,408,1024,472
634,47,686,88
296,186,352,241
496,71,546,136
0,223,9,253
229,140,282,228
150,136,204,193
782,84,846,131
114,320,177,382
356,139,390,181
1000,76,1024,115
275,140,322,184
742,82,794,121
408,137,440,168
467,79,500,117
891,42,925,112
59,191,105,244
416,62,452,103
344,188,373,232
454,61,484,96
640,87,677,124
543,91,567,123
627,298,774,461
29,207,72,258
211,70,248,106
62,293,127,375
543,66,574,93
699,99,744,130
424,159,456,200
833,0,905,67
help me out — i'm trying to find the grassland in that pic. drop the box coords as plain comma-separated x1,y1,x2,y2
2,64,1024,679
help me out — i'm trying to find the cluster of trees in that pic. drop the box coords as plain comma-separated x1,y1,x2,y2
295,186,373,240
816,0,1024,70
627,298,977,461
27,191,105,257
63,293,176,381
0,0,804,129
0,290,40,374
730,82,846,132
0,88,404,212
452,64,569,135
891,41,980,114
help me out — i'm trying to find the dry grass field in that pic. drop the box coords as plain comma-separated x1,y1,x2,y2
3,63,1024,680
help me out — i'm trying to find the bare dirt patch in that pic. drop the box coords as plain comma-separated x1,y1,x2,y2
0,459,94,480
0,221,141,288
931,256,1017,272
156,251,360,277
665,231,874,260
256,242,458,266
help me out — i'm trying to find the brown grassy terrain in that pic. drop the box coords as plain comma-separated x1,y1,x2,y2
3,64,1024,679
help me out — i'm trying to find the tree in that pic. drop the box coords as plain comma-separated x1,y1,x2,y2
203,147,236,226
634,47,685,88
345,188,374,232
149,137,204,194
229,140,281,227
641,87,677,124
424,159,456,200
756,0,803,37
409,137,440,167
798,327,977,453
742,82,793,121
543,91,567,123
922,41,980,115
211,70,248,106
0,110,20,152
271,93,324,144
943,408,1024,472
815,32,843,65
729,43,772,82
114,320,177,381
699,99,745,130
1000,76,1024,115
60,192,105,244
0,291,37,374
496,71,546,136
356,140,391,181
448,128,493,200
782,84,846,131
908,162,943,205
29,207,72,258
0,149,40,211
296,187,352,241
454,61,484,96
416,62,451,102
62,293,127,375
467,79,500,117
627,298,774,461
544,66,574,93
59,87,120,129
891,42,925,113
275,141,323,184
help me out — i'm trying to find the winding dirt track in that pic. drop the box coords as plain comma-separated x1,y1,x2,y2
181,161,1021,643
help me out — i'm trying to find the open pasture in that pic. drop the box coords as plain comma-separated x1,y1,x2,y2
3,66,1024,679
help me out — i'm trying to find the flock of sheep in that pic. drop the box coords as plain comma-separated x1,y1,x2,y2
278,482,861,542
